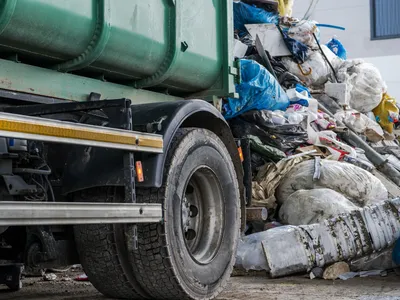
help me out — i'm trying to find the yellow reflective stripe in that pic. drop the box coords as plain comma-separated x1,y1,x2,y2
0,119,163,149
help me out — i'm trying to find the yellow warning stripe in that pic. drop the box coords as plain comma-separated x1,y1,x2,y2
0,119,163,149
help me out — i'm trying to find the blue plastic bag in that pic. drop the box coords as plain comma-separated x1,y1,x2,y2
280,28,309,64
224,60,290,119
296,84,311,98
326,37,347,60
234,2,278,36
289,84,310,107
392,238,400,266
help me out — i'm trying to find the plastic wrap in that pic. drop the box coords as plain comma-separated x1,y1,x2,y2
334,109,384,142
241,109,307,131
337,61,387,113
350,247,396,271
279,188,359,225
224,59,289,119
275,160,388,206
235,232,270,271
233,2,279,36
326,37,347,60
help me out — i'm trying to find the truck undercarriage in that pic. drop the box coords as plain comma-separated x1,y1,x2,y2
0,90,243,299
0,97,164,284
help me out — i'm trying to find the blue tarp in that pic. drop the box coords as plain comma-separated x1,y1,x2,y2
234,2,278,35
224,59,290,119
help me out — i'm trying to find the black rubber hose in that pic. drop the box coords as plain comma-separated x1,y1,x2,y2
313,32,339,83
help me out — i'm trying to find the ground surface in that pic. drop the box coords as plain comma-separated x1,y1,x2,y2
1,269,400,300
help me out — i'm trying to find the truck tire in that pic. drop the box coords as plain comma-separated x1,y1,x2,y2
131,128,240,299
73,187,148,299
74,128,240,299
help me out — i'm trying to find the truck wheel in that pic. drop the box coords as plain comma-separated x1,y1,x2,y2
131,128,240,299
73,187,148,299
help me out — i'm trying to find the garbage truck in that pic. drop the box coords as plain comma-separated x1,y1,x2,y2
0,0,245,299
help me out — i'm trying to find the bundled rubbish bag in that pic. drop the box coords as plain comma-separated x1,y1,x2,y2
288,20,320,48
337,60,386,113
234,2,278,36
326,37,347,60
372,93,399,134
224,60,289,119
279,188,359,225
281,45,342,88
275,160,388,206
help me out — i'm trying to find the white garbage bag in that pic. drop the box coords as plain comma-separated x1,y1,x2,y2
288,20,319,48
337,60,387,112
281,45,342,88
279,188,359,225
275,160,388,206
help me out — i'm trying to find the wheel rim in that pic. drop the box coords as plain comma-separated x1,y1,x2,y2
181,166,224,265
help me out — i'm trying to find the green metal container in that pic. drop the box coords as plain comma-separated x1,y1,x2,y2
0,0,236,100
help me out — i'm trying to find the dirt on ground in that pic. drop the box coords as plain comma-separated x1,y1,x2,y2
0,269,400,300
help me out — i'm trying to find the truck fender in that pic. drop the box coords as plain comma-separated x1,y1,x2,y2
62,100,244,197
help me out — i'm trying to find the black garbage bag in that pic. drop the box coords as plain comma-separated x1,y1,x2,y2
270,57,303,89
229,117,307,152
242,0,278,12
278,71,303,89
251,151,267,173
240,110,307,135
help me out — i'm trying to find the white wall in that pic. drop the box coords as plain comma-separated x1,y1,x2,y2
292,0,400,58
293,0,400,100
363,55,400,100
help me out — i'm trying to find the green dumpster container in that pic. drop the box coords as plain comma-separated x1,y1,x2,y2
0,0,235,99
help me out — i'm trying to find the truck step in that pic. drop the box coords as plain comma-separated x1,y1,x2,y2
0,201,162,226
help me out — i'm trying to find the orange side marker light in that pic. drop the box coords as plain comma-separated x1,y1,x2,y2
238,147,244,162
136,161,144,182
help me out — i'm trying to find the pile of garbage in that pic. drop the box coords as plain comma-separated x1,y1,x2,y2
227,0,400,280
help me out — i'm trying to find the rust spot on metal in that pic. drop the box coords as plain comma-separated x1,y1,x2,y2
0,78,12,89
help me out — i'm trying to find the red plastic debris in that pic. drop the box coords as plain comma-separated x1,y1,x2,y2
74,274,88,281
